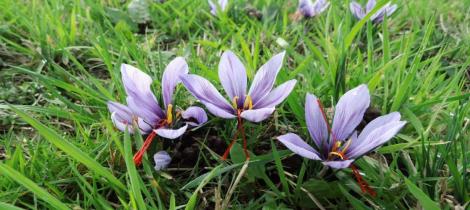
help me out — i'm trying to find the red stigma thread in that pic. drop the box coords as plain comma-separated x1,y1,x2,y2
133,131,156,166
221,110,250,160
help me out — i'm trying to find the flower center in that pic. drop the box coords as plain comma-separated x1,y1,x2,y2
231,96,253,110
328,138,353,160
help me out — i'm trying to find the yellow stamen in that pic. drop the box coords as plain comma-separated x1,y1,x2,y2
243,95,253,110
232,96,239,109
329,152,345,160
167,104,173,124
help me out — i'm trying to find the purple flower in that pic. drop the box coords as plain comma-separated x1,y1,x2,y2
181,51,296,123
277,84,406,169
154,151,171,171
107,57,207,165
209,0,228,16
350,0,397,23
298,0,330,18
181,51,296,159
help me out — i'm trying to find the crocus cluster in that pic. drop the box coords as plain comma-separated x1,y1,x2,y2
350,0,397,23
107,51,405,196
107,58,207,168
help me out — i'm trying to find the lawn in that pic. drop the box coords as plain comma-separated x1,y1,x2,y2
0,0,469,209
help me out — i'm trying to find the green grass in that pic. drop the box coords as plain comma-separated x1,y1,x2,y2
1,0,469,209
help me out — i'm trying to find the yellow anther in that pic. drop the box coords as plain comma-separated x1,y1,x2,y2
167,104,173,124
243,95,253,110
328,152,345,160
232,96,239,109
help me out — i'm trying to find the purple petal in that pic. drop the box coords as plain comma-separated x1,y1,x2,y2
154,151,171,171
108,101,152,134
248,52,286,105
181,106,208,126
298,0,315,17
360,112,401,139
155,124,188,139
107,101,133,122
304,94,329,150
240,107,275,123
162,57,189,108
203,102,236,119
218,51,247,106
127,96,161,125
313,0,330,15
110,112,133,133
350,2,365,19
277,133,321,160
121,64,165,119
180,74,233,113
346,120,406,159
253,79,297,109
322,159,355,169
366,0,376,12
332,84,370,141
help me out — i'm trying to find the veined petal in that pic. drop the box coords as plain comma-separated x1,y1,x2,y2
240,107,275,123
162,57,189,108
107,101,133,122
360,112,401,139
155,124,188,139
180,74,233,112
332,84,370,141
107,101,153,134
350,2,365,19
248,52,286,105
127,96,161,125
305,94,329,150
204,102,236,119
218,51,247,106
253,79,297,109
121,64,165,118
154,151,171,171
110,112,133,133
181,106,208,126
277,133,321,160
346,120,406,159
322,159,355,169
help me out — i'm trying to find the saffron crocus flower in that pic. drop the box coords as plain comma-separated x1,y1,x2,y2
350,0,397,23
181,51,297,159
298,0,330,18
277,84,405,168
209,0,228,16
277,84,405,195
107,58,207,166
